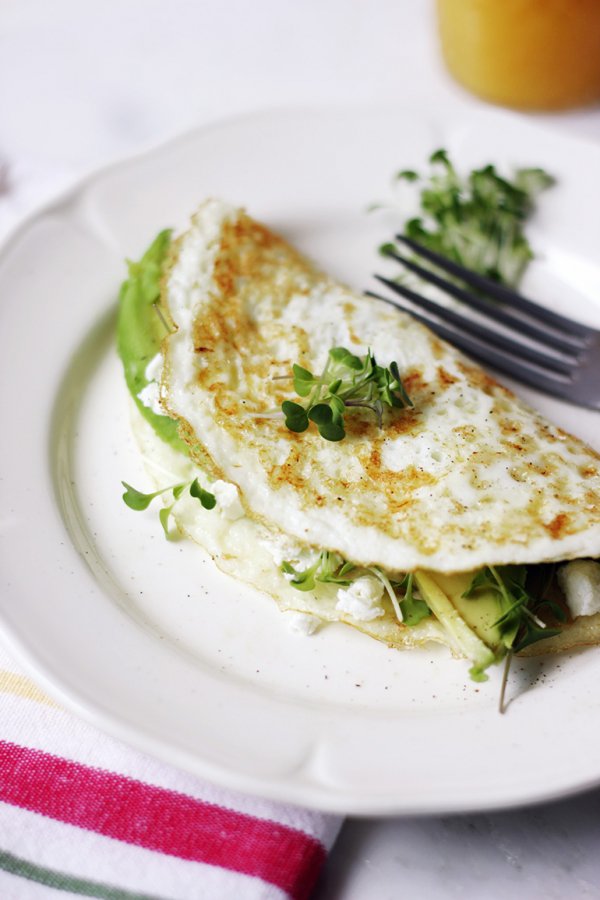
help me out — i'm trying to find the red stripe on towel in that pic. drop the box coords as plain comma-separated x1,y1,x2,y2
0,740,325,900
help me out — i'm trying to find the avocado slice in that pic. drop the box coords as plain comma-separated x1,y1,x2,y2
116,230,188,455
427,571,518,651
414,571,499,680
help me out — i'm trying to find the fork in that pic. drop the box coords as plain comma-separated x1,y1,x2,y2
366,235,600,410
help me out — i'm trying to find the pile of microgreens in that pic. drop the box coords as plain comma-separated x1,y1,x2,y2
281,551,430,627
121,478,216,538
280,346,412,442
379,148,554,288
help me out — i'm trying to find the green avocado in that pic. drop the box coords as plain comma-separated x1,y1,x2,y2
414,572,498,680
415,568,528,680
428,571,518,652
116,230,188,455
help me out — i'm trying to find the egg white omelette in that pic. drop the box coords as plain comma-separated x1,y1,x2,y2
118,199,600,679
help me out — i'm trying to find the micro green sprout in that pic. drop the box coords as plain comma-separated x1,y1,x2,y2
121,477,216,538
463,564,566,710
281,551,357,591
462,565,564,655
281,346,412,442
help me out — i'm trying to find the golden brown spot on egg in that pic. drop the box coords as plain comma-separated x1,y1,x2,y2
341,302,363,344
581,464,598,478
585,489,600,510
457,361,513,398
499,418,522,436
453,425,478,443
545,513,570,539
404,519,441,554
357,443,436,495
403,368,427,395
213,393,240,418
387,409,423,438
582,446,600,463
268,446,307,491
430,338,445,360
437,366,458,387
506,440,528,454
343,416,376,438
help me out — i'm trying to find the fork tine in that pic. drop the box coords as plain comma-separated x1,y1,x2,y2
385,248,584,355
394,235,591,340
365,290,573,399
374,276,575,376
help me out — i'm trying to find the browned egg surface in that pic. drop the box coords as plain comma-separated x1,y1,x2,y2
162,201,600,572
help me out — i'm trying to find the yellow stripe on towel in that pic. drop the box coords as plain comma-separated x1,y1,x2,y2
0,670,58,707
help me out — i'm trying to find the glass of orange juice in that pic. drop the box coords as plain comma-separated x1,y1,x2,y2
436,0,600,110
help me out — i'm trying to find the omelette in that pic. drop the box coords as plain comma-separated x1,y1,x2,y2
118,199,600,681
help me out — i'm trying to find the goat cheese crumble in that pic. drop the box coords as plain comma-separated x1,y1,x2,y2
261,535,317,573
212,480,245,521
336,575,385,622
137,353,164,415
558,560,600,619
285,611,321,635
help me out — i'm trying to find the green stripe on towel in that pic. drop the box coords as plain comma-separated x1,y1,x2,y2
0,849,169,900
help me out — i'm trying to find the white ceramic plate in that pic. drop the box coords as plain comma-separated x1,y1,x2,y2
1,106,600,815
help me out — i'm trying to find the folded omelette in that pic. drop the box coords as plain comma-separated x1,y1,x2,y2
118,199,600,680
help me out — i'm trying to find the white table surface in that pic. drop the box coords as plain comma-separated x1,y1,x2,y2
2,2,600,897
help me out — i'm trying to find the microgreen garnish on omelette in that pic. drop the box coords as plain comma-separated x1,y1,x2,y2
281,347,412,441
117,192,600,700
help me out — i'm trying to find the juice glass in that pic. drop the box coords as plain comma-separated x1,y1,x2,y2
437,0,600,110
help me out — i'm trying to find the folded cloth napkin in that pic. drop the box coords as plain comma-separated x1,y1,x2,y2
0,642,341,900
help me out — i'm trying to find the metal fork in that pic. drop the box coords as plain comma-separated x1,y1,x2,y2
366,235,600,410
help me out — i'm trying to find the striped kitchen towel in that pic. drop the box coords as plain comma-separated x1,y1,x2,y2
0,643,341,900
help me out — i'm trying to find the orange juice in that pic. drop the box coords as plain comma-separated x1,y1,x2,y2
437,0,600,109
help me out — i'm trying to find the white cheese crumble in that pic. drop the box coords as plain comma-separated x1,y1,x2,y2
145,352,163,382
285,611,321,636
137,381,163,416
261,534,315,570
211,480,245,521
558,560,600,619
336,575,385,622
137,353,165,415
